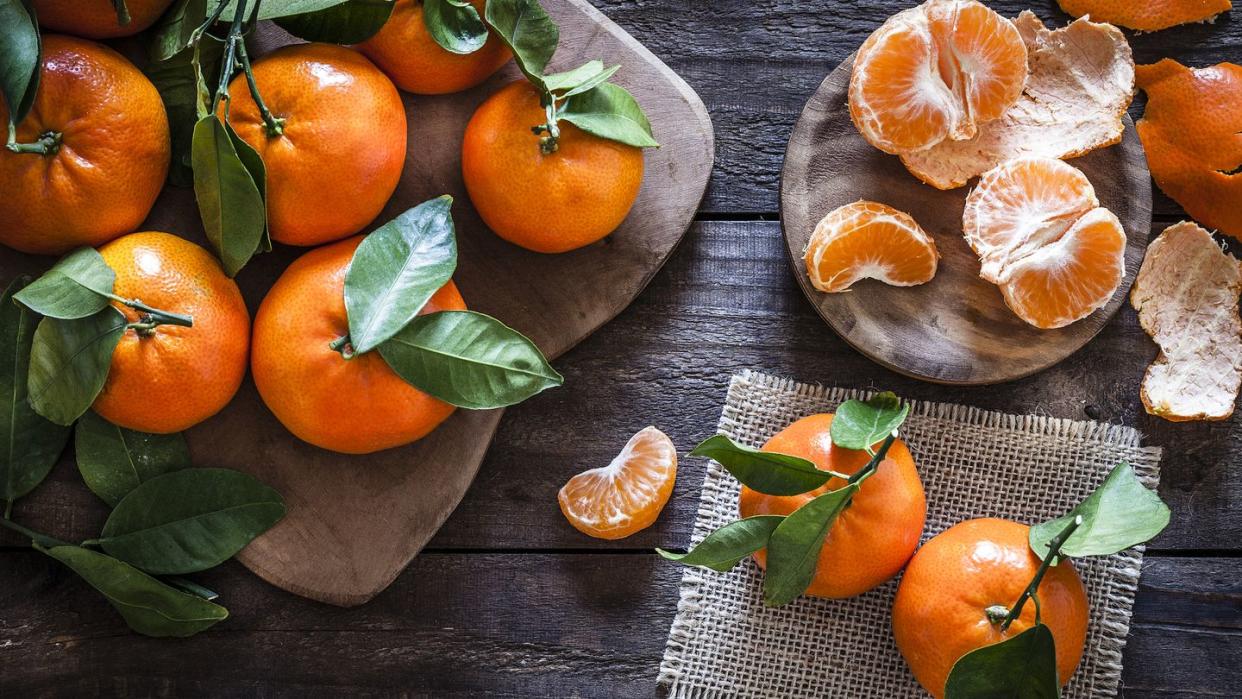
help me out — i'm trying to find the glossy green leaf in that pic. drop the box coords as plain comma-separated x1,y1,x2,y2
13,248,115,320
657,515,784,572
191,116,266,277
149,0,209,62
0,277,71,510
27,308,126,427
762,484,858,606
829,391,910,451
146,36,223,187
0,0,40,128
275,0,395,44
543,60,619,99
689,434,831,496
74,410,191,507
40,545,228,638
227,122,271,254
213,0,353,20
379,310,562,409
560,82,659,148
944,624,1061,699
423,0,487,54
484,0,557,85
1030,463,1171,561
97,468,285,575
345,196,458,354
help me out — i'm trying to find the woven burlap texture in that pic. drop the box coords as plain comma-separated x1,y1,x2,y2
658,370,1164,698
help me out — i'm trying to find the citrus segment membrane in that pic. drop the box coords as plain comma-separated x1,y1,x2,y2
903,13,1134,189
558,427,677,540
1057,0,1232,32
804,201,939,293
848,0,1027,155
1131,222,1242,421
963,157,1126,329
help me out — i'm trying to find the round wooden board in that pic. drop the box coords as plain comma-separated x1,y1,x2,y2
0,0,713,607
779,54,1152,385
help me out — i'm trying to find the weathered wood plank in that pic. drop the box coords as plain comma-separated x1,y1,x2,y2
589,0,1242,216
3,222,1236,553
0,552,1236,696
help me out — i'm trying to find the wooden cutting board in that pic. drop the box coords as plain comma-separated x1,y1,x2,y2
0,0,712,607
780,54,1151,385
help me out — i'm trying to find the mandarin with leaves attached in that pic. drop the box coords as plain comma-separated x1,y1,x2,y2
92,232,250,434
461,80,645,253
357,0,511,95
892,518,1089,698
0,34,169,256
34,0,176,39
739,413,926,598
251,236,465,454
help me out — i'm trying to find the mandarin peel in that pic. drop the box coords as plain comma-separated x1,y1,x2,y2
1057,0,1232,31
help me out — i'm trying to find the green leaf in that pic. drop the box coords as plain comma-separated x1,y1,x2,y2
657,515,784,572
484,0,558,85
212,0,353,20
689,434,831,496
345,196,458,354
13,248,116,320
543,60,619,99
148,0,209,62
275,0,395,44
146,37,224,187
762,484,858,606
96,468,285,575
1030,463,1171,561
0,277,71,509
40,545,228,638
191,116,266,277
27,308,127,427
829,391,910,451
944,624,1061,699
227,122,271,254
560,82,658,148
0,0,41,128
378,310,562,409
423,0,487,54
74,410,191,507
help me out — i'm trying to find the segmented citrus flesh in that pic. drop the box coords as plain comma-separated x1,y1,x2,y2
903,13,1134,189
1131,222,1242,421
848,0,1027,155
964,157,1126,329
1058,0,1231,31
558,427,677,540
1135,59,1242,241
804,201,939,293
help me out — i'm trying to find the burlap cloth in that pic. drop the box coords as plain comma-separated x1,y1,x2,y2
658,371,1164,698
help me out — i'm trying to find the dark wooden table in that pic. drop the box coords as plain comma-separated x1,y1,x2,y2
3,2,1240,696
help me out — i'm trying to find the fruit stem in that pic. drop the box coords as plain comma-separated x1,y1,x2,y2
531,94,561,154
329,334,357,360
998,515,1083,633
847,433,897,487
5,131,63,156
236,38,285,138
106,293,194,330
0,516,69,549
111,0,132,26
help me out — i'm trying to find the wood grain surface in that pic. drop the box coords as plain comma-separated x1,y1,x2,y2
1,1,1239,696
780,54,1152,385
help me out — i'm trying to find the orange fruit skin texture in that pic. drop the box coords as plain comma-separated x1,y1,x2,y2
225,43,407,247
0,35,170,256
251,236,464,455
34,0,176,39
357,0,512,95
1057,0,1231,31
738,414,927,599
892,518,1089,699
93,232,250,434
1136,59,1242,241
461,80,645,254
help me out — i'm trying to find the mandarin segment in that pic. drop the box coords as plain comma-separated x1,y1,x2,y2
804,201,939,293
892,518,1089,699
1131,222,1242,421
848,0,1027,155
1135,59,1242,241
963,157,1126,329
1058,0,1231,31
558,427,677,540
739,414,926,599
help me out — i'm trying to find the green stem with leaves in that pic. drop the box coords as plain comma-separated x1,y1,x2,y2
111,0,132,26
988,515,1083,632
236,40,284,137
532,96,563,154
847,433,898,487
103,293,194,332
0,516,70,549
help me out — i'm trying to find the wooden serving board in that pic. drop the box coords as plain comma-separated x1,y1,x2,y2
0,0,712,607
779,55,1152,385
